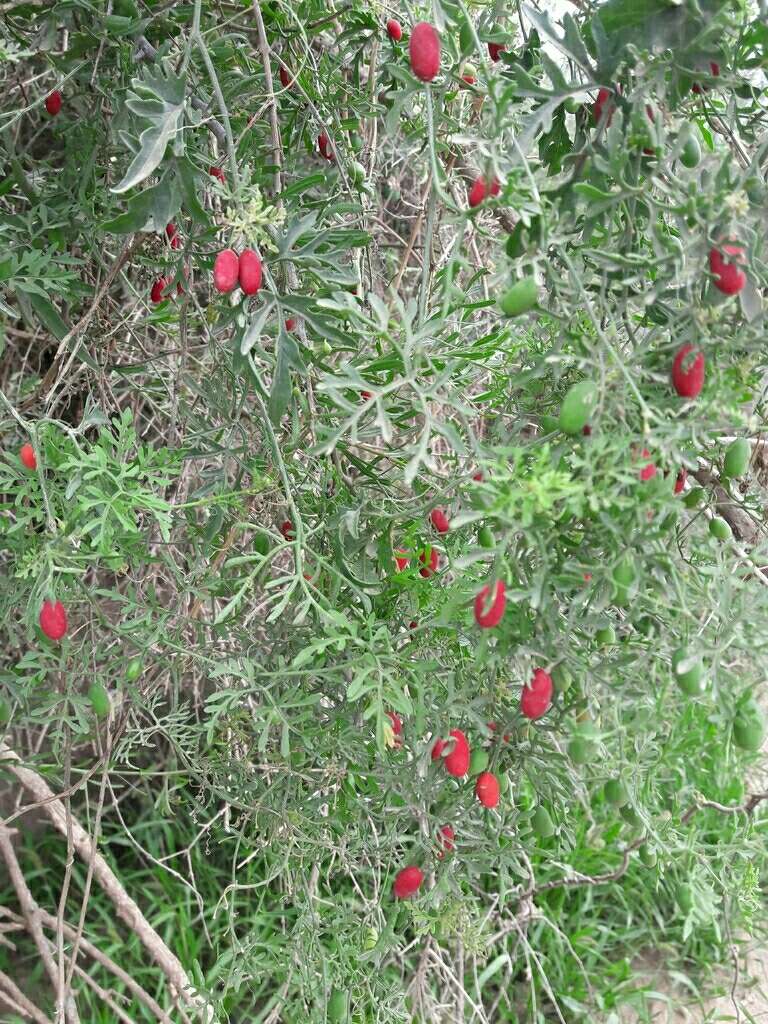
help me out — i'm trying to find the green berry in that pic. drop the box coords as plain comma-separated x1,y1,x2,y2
499,276,538,317
603,778,629,807
559,380,598,435
671,646,705,695
88,683,111,719
709,517,731,541
531,806,555,837
723,437,750,479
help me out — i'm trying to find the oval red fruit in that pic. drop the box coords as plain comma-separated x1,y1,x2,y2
279,66,292,89
444,729,470,777
20,443,37,470
475,771,500,808
409,22,441,83
436,824,455,859
419,547,439,577
239,249,263,296
209,165,225,182
39,600,67,641
150,278,169,304
488,43,505,62
709,244,746,295
462,74,476,85
45,91,62,116
593,87,614,126
393,865,423,899
285,317,296,331
468,175,500,209
639,448,657,482
318,132,334,162
386,711,402,736
394,549,409,571
280,519,295,540
672,343,704,398
430,508,450,534
386,18,402,42
165,222,181,250
474,580,506,629
520,668,552,719
674,468,687,495
213,248,239,293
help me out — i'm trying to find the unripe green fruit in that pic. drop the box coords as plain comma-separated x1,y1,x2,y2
638,843,657,867
680,132,701,169
499,277,538,317
568,735,597,765
684,486,705,508
564,96,581,113
676,884,694,913
469,748,489,775
595,624,616,646
541,415,559,434
349,161,366,187
531,806,555,837
709,517,731,541
125,658,142,682
477,525,495,549
88,683,111,718
254,532,270,555
723,437,750,479
551,664,572,695
327,988,348,1022
733,701,766,751
559,380,598,435
612,557,636,588
363,927,379,951
620,804,642,827
671,646,705,695
603,778,629,807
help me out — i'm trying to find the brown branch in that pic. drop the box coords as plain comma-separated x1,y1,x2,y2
0,742,211,1021
0,968,53,1024
251,0,283,195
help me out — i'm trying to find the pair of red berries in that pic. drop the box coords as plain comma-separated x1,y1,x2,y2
213,248,263,295
430,730,500,806
468,175,501,208
394,546,439,577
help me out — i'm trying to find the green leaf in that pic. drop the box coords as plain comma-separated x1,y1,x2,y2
27,291,68,340
112,64,186,194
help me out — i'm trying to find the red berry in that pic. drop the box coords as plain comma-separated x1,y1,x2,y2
280,519,295,540
520,668,553,720
583,572,592,582
468,175,500,208
409,620,418,630
360,390,373,400
213,248,239,293
474,580,506,629
409,22,441,83
593,87,614,126
318,132,334,162
710,61,720,76
472,471,483,482
488,43,505,62
20,443,37,470
462,74,476,85
386,18,402,42
672,343,705,398
475,771,500,808
394,549,410,571
165,222,181,250
393,865,423,899
582,424,592,436
639,448,657,482
45,91,62,116
430,508,450,534
440,728,470,777
239,249,263,296
674,467,688,495
285,317,296,331
39,599,68,641
209,165,225,182
436,824,455,858
709,244,746,296
386,711,403,736
279,66,292,89
150,277,168,304
418,547,439,578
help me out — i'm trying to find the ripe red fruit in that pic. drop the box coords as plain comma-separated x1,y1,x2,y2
394,549,410,571
474,580,506,629
165,222,181,250
279,66,293,89
150,277,169,304
386,18,402,42
468,175,501,208
45,91,62,116
419,547,438,577
360,390,373,400
393,865,423,899
709,244,746,296
436,824,455,858
475,771,500,808
462,74,476,85
639,448,657,482
430,508,450,534
19,443,37,470
674,467,688,495
672,343,705,398
520,668,553,719
710,61,720,76
39,600,67,641
593,87,614,126
239,249,263,296
209,165,225,182
213,248,239,293
582,424,592,436
280,520,295,540
409,22,441,82
318,132,334,162
488,43,505,62
386,711,402,737
285,317,296,331
472,471,483,482
443,729,470,776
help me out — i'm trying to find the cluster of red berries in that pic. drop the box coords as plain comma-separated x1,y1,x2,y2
392,669,553,899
